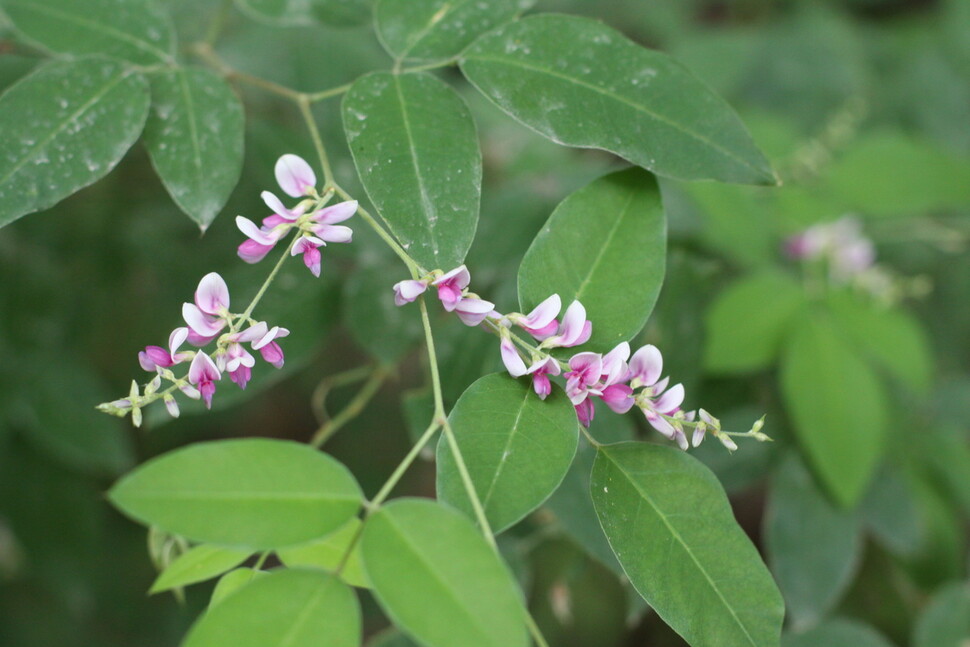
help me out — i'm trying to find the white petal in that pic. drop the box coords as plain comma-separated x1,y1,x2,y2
195,272,230,314
275,154,316,197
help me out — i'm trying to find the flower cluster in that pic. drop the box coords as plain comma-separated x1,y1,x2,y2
784,216,875,281
236,154,357,277
392,264,759,451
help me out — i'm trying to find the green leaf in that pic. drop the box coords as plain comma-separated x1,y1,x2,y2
109,439,363,550
824,132,970,217
913,581,970,647
343,71,481,270
1,0,176,64
143,66,244,231
277,518,369,589
0,57,149,228
517,168,665,353
782,618,895,647
436,373,578,533
857,464,924,557
150,544,252,594
827,292,933,395
704,271,805,373
460,14,775,184
780,313,889,507
591,442,784,647
235,0,370,27
184,569,360,647
361,498,529,647
344,258,423,363
765,454,862,629
375,0,526,61
367,631,421,647
210,568,266,607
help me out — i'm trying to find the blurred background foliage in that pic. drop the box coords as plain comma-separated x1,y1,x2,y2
0,0,967,645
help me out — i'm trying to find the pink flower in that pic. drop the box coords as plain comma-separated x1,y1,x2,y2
500,336,527,377
454,297,495,327
630,345,685,439
393,279,430,306
182,273,231,339
564,352,602,405
291,235,326,277
543,300,592,349
575,398,595,428
236,214,290,263
515,294,561,340
432,266,470,312
275,154,317,198
308,200,356,243
526,356,561,400
188,352,221,409
138,327,191,372
252,325,289,369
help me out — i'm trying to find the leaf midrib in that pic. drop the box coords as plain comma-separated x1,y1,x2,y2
463,53,766,179
6,1,173,63
176,69,205,202
601,450,759,647
573,188,637,303
479,386,532,511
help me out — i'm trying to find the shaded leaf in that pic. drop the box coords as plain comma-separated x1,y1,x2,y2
343,71,481,270
209,568,267,607
461,15,774,184
518,168,665,353
912,581,970,647
436,373,578,533
0,57,149,228
277,518,369,588
150,544,252,594
783,618,895,647
235,0,370,27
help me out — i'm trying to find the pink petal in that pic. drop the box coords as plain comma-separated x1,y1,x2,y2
188,353,221,384
527,356,561,377
691,426,706,447
229,365,252,390
168,327,189,357
644,410,676,437
182,303,226,337
195,272,230,314
312,200,357,224
313,224,353,243
186,328,218,347
393,279,428,306
238,239,275,264
500,338,527,377
235,322,268,343
252,325,289,349
653,383,685,414
567,351,602,376
521,294,561,329
236,216,280,245
432,265,471,290
275,154,316,197
629,344,663,387
532,373,552,399
303,245,322,277
575,398,595,428
600,384,634,414
600,341,631,386
259,341,285,368
454,298,494,327
437,284,463,311
261,191,302,220
139,346,171,372
522,318,559,341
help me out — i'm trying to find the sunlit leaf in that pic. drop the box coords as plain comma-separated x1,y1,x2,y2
277,518,369,588
150,544,252,594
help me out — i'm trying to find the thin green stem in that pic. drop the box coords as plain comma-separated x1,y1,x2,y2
418,297,446,417
192,42,304,101
310,364,375,420
203,0,233,46
239,231,301,323
334,184,423,275
370,420,442,509
306,82,353,103
400,58,459,74
441,419,496,548
579,424,602,448
311,367,388,447
525,613,551,647
297,95,335,187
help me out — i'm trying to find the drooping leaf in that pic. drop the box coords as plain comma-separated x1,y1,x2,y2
235,0,370,27
765,454,862,629
461,15,775,184
375,0,526,61
705,271,805,373
591,442,784,647
209,568,267,607
0,57,150,228
436,373,578,533
780,313,888,507
518,167,665,353
109,439,363,550
184,569,360,647
277,518,369,588
858,463,924,557
782,618,895,647
912,581,970,647
361,498,529,647
343,71,481,270
150,544,252,594
143,66,244,230
1,0,176,65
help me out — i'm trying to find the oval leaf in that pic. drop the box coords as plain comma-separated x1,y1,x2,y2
150,544,252,594
375,0,526,61
913,581,970,647
436,373,578,533
518,167,665,352
277,518,369,588
591,442,784,647
143,66,244,230
1,0,176,65
210,568,267,607
705,271,806,373
783,618,895,647
109,439,363,549
184,569,360,647
0,57,150,228
765,454,861,629
780,313,888,507
461,14,775,184
236,0,369,27
343,71,481,270
362,498,529,647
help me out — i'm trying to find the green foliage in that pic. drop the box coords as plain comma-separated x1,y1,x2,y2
361,499,529,647
109,439,363,549
235,0,370,27
0,57,149,227
143,67,245,230
183,569,360,647
912,581,970,647
437,373,578,533
277,518,369,588
343,71,481,270
591,442,784,647
149,544,252,594
518,168,666,352
461,15,775,184
782,618,895,647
